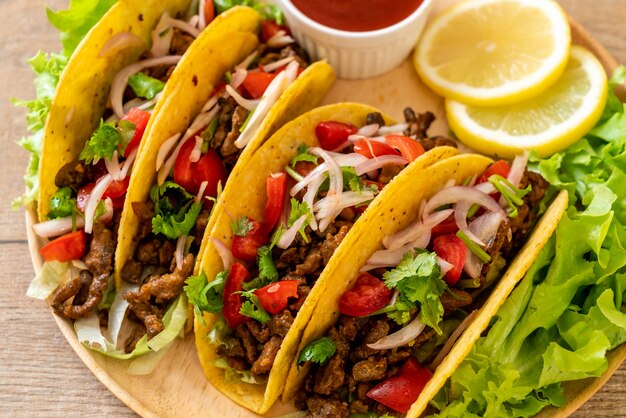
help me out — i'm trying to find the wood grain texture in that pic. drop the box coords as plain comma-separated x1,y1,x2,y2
1,0,625,417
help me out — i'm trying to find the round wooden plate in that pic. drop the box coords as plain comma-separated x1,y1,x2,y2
25,6,624,418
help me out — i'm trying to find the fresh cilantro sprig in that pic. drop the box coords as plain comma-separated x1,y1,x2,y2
290,144,319,167
185,270,228,326
150,181,202,239
382,251,446,333
297,337,336,365
232,216,254,237
238,291,270,323
288,198,313,242
47,187,75,219
79,119,136,164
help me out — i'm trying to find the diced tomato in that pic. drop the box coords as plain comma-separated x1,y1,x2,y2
431,214,459,236
242,71,277,100
315,121,358,151
366,358,433,413
478,160,511,184
353,139,400,159
385,135,425,162
232,219,267,262
339,273,392,317
255,280,299,314
174,138,227,203
260,20,290,43
432,234,466,286
222,263,251,328
39,230,86,262
204,0,215,24
102,177,130,199
109,195,126,210
121,108,151,157
213,80,227,96
76,183,95,213
263,173,287,233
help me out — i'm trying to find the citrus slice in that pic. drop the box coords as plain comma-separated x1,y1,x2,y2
446,46,608,158
414,0,571,106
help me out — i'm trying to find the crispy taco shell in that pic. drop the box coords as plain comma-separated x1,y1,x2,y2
37,0,193,222
194,102,458,413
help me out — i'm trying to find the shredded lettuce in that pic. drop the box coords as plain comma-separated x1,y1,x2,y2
26,261,72,300
431,68,626,417
14,0,117,208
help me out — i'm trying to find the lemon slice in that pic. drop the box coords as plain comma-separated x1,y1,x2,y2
415,0,571,106
446,46,607,158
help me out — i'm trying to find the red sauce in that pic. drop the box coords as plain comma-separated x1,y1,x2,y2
291,0,424,32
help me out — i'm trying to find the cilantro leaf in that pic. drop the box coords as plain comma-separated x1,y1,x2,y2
290,144,319,167
257,245,278,282
79,120,121,164
150,181,201,239
297,337,336,365
232,216,254,237
288,198,312,241
128,72,165,100
48,187,75,219
239,292,270,323
117,120,136,152
185,270,228,326
383,251,446,333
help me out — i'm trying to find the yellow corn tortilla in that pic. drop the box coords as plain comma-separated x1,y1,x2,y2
194,102,459,414
114,6,336,289
37,0,193,222
280,156,568,415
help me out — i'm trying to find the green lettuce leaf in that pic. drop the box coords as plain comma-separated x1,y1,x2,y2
128,72,165,100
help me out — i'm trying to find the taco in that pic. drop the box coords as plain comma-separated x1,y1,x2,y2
28,1,329,360
188,102,460,413
283,153,568,417
111,4,336,351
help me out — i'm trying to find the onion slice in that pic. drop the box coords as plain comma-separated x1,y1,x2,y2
117,147,138,181
429,310,478,371
236,51,258,71
84,174,113,234
189,135,203,163
367,315,426,350
357,124,379,137
175,235,187,270
354,155,408,176
104,151,121,179
156,134,180,172
195,181,208,203
212,238,233,270
225,85,260,111
99,32,146,58
111,55,182,119
277,215,307,249
33,216,86,238
261,56,295,73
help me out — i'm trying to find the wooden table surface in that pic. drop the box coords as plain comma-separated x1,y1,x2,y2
1,1,625,417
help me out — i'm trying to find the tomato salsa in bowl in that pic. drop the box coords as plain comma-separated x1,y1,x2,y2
278,0,433,79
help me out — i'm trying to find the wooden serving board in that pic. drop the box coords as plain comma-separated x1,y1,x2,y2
24,5,624,418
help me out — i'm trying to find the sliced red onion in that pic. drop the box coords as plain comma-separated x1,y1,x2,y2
310,148,343,198
201,93,220,113
357,124,380,137
100,198,115,223
198,0,207,29
463,248,483,280
267,30,295,48
156,133,181,173
302,175,324,231
383,209,453,251
195,181,208,203
277,215,307,249
111,56,182,119
123,93,162,114
469,211,504,245
183,103,221,142
230,68,248,90
236,51,259,71
347,134,387,144
158,137,188,185
175,235,187,270
454,200,484,246
377,123,409,135
354,155,408,176
500,152,529,207
437,257,453,276
314,191,375,219
188,14,200,30
99,32,146,59
225,85,260,111
84,174,113,234
261,56,295,73
117,147,137,181
234,63,297,149
104,151,121,179
429,311,478,371
331,139,352,152
168,17,201,38
285,60,300,82
367,315,426,350
365,242,415,270
474,181,496,194
151,13,174,57
189,135,203,163
211,237,233,270
33,217,85,238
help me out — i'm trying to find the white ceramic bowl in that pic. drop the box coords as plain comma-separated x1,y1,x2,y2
279,0,434,80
